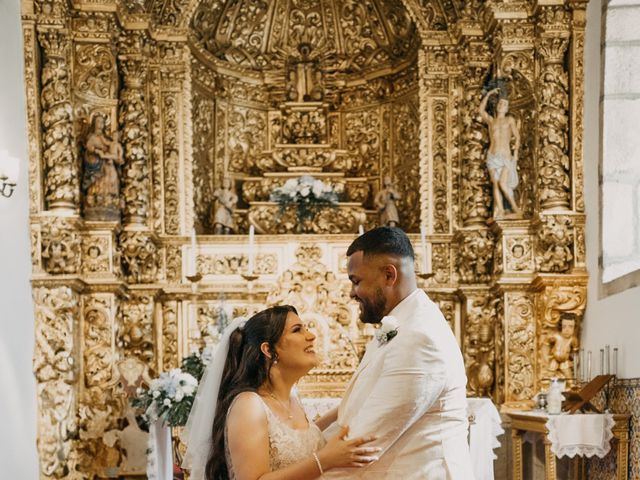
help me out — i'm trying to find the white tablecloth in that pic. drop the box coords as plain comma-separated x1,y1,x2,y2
467,398,505,480
546,412,615,458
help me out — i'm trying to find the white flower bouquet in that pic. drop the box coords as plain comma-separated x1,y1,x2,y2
270,176,339,223
132,353,206,428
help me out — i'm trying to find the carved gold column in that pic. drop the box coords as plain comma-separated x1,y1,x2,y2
117,31,159,284
568,1,589,270
491,218,537,406
456,7,491,228
160,299,180,371
536,3,571,211
419,42,456,289
118,32,151,226
76,292,123,477
32,283,81,478
22,8,42,214
38,26,80,212
156,42,191,236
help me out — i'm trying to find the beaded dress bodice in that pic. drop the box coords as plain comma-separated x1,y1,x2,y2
225,394,326,478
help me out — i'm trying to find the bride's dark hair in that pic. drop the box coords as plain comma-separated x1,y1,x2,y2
205,305,297,480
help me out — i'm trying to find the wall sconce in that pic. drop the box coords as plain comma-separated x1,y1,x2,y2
0,150,19,198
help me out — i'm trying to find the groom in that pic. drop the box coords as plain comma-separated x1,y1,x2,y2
326,227,473,479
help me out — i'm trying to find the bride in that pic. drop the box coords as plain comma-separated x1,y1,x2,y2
183,305,380,480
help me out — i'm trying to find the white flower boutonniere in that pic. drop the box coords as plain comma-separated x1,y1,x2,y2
376,316,399,346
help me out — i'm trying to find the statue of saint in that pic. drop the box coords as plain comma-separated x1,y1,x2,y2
211,177,238,234
287,43,323,103
375,176,400,227
545,315,579,379
479,87,521,219
82,114,124,221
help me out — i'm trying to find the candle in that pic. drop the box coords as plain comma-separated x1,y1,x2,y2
600,348,604,375
190,228,197,276
420,225,428,273
580,349,585,382
358,224,364,236
613,347,618,376
573,352,578,381
248,225,255,274
587,350,592,381
605,345,610,375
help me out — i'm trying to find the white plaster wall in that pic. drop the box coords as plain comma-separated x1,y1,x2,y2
0,0,38,477
582,0,640,379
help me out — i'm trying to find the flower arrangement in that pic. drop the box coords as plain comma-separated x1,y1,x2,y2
270,176,339,224
131,352,207,428
376,316,399,346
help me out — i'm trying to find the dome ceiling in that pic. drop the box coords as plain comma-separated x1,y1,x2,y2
190,0,419,76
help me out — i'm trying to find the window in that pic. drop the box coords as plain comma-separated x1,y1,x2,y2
600,0,640,297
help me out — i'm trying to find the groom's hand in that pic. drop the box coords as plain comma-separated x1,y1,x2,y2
317,426,381,470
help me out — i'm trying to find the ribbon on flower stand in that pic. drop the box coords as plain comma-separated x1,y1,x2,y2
147,419,173,480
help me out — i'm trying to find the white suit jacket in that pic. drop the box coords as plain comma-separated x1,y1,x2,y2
325,289,474,479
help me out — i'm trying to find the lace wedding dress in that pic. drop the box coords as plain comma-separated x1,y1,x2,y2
225,394,326,478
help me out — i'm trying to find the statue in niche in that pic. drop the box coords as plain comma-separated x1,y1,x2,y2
82,114,124,221
210,177,238,234
375,176,400,227
544,314,579,379
288,43,323,102
479,86,521,219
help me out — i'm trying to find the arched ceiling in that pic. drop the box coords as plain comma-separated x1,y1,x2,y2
189,0,421,76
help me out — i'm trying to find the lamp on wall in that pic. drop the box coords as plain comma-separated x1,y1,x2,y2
0,150,19,198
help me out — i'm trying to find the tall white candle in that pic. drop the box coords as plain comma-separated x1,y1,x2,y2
580,348,585,382
600,348,604,375
358,224,365,236
605,345,610,375
190,228,197,276
613,347,618,376
587,350,592,381
420,225,428,273
248,225,255,274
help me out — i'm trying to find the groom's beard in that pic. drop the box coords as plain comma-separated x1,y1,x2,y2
357,287,386,324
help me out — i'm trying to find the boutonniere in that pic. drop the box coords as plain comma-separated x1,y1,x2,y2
376,316,399,346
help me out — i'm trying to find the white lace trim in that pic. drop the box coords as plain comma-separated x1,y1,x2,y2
546,413,615,459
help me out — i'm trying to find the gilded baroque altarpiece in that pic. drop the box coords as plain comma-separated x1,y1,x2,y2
22,0,589,476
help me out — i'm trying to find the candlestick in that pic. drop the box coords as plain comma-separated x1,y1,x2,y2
600,348,604,375
358,224,364,236
613,347,618,376
248,225,255,275
587,350,592,381
605,345,610,375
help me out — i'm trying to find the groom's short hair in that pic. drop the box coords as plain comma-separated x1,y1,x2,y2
347,226,415,260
